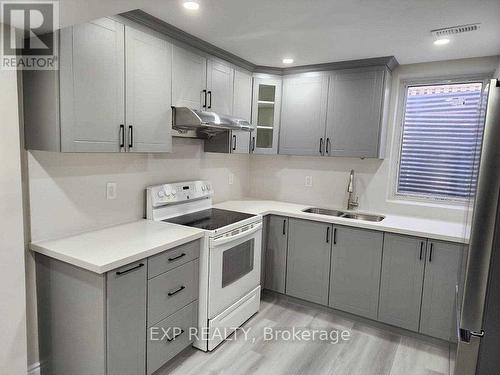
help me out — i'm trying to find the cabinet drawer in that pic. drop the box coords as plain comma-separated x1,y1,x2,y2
148,240,200,279
148,259,199,326
147,301,197,375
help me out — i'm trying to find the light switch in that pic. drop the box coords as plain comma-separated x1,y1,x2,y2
228,173,234,185
305,176,313,187
106,182,117,200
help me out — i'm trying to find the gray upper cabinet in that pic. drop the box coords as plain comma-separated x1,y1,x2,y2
24,19,173,153
378,234,426,331
325,68,388,158
251,76,282,155
265,215,288,293
329,226,383,319
172,46,207,110
107,261,147,375
24,18,126,152
420,240,463,341
231,69,253,154
286,218,332,305
279,74,329,156
125,26,172,153
207,59,234,115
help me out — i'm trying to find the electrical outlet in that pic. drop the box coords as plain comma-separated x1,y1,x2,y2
106,182,117,200
305,176,313,187
228,173,234,185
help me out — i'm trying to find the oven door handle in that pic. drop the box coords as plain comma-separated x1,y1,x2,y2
211,222,262,247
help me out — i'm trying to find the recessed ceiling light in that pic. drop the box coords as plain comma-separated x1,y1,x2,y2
433,38,450,46
183,1,200,10
282,58,294,64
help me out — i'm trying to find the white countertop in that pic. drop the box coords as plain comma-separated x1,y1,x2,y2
214,200,469,244
30,220,205,274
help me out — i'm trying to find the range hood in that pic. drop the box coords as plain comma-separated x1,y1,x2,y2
172,107,254,138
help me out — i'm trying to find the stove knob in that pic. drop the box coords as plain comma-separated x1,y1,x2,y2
158,190,166,198
171,190,177,196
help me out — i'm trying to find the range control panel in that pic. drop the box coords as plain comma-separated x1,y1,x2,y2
148,180,213,207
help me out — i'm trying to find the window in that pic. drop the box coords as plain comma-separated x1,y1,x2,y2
396,81,487,201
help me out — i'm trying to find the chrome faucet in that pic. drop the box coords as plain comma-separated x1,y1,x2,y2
346,169,359,210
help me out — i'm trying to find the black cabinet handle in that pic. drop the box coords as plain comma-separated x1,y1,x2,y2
325,138,330,154
128,125,133,148
319,138,323,154
202,89,207,108
419,241,424,260
251,137,256,152
429,243,434,262
119,124,125,148
168,285,185,297
167,329,184,342
116,263,144,276
168,253,186,262
326,226,330,243
333,228,337,245
232,135,237,151
282,219,286,235
208,91,212,109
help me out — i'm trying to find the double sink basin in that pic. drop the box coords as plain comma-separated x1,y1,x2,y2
303,207,385,222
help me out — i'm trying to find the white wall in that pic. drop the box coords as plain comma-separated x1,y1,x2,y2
28,139,250,241
249,56,500,222
0,69,27,372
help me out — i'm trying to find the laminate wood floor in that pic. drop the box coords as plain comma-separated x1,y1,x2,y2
157,292,454,375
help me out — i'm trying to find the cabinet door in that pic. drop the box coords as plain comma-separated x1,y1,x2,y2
325,68,385,157
232,69,253,154
379,234,426,331
329,226,383,319
207,59,234,115
251,77,282,155
107,261,147,375
286,218,332,305
125,27,172,153
172,46,207,110
265,216,288,293
279,74,328,156
59,18,125,152
420,240,463,341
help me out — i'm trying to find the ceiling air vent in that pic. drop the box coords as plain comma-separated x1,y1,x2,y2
431,23,481,38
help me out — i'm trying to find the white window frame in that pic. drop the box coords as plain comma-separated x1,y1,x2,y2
390,75,490,206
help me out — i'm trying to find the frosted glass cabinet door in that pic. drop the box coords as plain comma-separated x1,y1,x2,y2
59,18,125,152
125,27,172,153
279,74,329,156
172,46,207,110
251,77,282,154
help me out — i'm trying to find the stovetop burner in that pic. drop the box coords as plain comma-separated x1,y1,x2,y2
163,208,255,231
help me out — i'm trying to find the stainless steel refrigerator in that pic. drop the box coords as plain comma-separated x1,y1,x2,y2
455,78,500,375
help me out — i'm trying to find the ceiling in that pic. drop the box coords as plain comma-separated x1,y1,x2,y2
62,0,500,66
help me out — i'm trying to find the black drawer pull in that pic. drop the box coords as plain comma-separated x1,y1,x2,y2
429,243,434,262
168,253,186,262
419,241,424,260
116,263,144,276
282,219,286,235
168,285,185,296
333,228,337,245
167,329,184,342
326,226,330,243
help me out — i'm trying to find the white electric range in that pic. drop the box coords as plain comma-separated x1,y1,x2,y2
146,180,262,351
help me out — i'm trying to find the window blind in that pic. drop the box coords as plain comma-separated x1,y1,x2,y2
397,82,485,199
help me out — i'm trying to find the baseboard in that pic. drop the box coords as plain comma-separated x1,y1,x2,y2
28,361,46,375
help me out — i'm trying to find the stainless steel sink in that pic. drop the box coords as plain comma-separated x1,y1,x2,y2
302,208,345,216
340,213,385,222
302,207,385,222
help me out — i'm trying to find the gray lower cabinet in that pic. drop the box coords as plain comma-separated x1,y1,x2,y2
420,240,463,341
329,226,383,320
264,215,289,293
36,240,200,375
107,262,147,375
378,234,426,331
286,218,332,305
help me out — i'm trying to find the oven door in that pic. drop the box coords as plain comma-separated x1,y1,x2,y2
208,221,262,318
